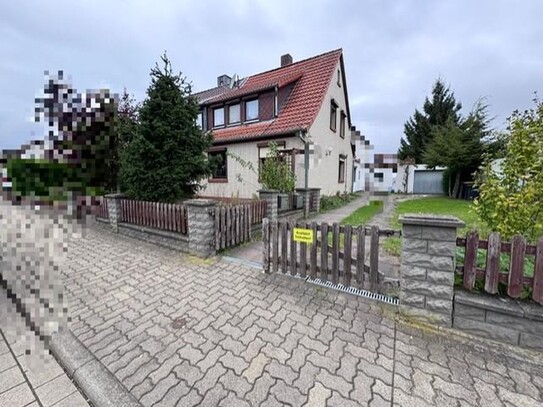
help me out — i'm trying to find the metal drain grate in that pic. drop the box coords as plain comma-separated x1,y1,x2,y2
302,276,400,306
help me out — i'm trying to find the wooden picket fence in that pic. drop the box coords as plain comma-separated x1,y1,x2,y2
119,199,188,235
96,197,108,219
262,219,400,292
215,203,260,250
456,231,543,304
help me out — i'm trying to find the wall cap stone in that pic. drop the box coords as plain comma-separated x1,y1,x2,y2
295,188,321,192
185,199,217,207
258,189,280,194
399,214,465,228
104,193,125,199
455,290,523,317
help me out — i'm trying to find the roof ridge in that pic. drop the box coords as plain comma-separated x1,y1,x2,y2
192,49,342,97
246,48,342,79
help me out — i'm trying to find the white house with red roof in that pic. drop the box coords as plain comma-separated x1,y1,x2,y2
194,49,355,199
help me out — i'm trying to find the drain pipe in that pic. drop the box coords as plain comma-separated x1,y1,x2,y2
298,130,310,189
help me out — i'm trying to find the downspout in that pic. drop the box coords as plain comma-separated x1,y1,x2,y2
297,130,309,189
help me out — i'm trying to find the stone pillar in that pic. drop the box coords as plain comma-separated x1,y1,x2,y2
295,188,321,218
258,189,279,221
186,199,217,258
105,193,124,233
399,214,464,327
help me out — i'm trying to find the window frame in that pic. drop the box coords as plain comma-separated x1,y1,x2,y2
196,112,203,129
213,106,225,128
245,99,259,122
227,103,241,125
340,111,346,139
208,149,228,182
330,99,338,132
338,155,346,183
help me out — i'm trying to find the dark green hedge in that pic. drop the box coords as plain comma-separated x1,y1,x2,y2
6,159,99,200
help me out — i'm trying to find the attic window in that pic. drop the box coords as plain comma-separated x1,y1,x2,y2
213,107,225,127
228,104,240,124
246,99,259,121
330,100,338,132
337,69,341,87
340,111,346,138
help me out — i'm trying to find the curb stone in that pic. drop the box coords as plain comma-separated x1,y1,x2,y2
50,330,141,407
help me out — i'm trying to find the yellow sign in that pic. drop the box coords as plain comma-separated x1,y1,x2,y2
293,228,314,244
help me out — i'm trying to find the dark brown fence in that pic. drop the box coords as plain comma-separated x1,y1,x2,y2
215,203,254,250
96,197,108,219
263,219,400,292
456,231,543,304
119,199,188,235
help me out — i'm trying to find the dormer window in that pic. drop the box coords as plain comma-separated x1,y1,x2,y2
228,104,240,125
213,107,225,127
246,99,259,121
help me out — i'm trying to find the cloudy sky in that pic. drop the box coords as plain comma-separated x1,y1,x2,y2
1,0,541,153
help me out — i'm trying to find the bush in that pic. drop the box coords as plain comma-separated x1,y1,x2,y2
320,192,358,212
7,159,99,201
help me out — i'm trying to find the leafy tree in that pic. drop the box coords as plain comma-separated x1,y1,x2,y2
33,71,115,196
121,53,213,202
260,142,296,192
424,100,491,197
398,79,462,163
474,97,543,241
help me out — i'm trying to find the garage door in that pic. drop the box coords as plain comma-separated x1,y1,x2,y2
413,170,444,194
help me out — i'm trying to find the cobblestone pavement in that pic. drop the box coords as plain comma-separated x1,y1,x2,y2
63,224,543,406
0,289,89,407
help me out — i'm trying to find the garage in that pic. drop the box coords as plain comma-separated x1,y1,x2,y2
413,170,444,194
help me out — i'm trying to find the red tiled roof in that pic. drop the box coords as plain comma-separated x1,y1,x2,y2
198,49,343,143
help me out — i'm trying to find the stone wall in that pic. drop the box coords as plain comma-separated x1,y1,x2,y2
453,290,543,351
118,222,189,252
399,214,464,327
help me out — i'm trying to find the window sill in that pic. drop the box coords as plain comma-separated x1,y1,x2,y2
208,178,228,183
245,118,259,124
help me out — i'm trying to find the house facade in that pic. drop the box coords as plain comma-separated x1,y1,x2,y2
194,49,354,199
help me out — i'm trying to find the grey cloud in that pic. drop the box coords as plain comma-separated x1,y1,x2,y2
1,0,542,154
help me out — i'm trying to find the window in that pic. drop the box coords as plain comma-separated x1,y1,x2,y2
246,99,259,121
337,69,341,87
209,150,227,180
228,104,240,124
338,155,346,183
375,173,384,182
330,100,338,131
196,112,203,129
213,107,224,127
340,111,346,138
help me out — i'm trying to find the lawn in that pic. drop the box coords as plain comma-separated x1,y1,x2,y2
341,200,383,226
384,196,535,281
384,196,486,257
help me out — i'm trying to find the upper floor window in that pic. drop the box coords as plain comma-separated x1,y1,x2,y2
213,107,224,127
196,112,203,129
337,69,341,87
246,99,259,121
330,100,338,132
340,111,346,138
228,104,240,124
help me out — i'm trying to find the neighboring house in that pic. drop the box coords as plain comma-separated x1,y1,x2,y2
365,153,398,193
394,164,446,194
351,126,373,192
194,49,355,199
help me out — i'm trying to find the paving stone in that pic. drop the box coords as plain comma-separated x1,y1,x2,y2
139,372,178,406
0,383,35,406
266,360,298,386
315,368,352,399
270,379,305,407
242,353,270,384
219,370,252,399
305,382,331,406
35,374,77,406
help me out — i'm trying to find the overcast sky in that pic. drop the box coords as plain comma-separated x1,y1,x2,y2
1,1,542,153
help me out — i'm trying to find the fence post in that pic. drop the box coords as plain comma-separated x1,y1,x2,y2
105,193,124,233
186,199,217,258
263,218,270,273
399,214,464,327
259,189,279,221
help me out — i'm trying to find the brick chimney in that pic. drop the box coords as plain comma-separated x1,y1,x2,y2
281,54,293,67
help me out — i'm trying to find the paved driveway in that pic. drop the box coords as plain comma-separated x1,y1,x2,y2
63,223,543,406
